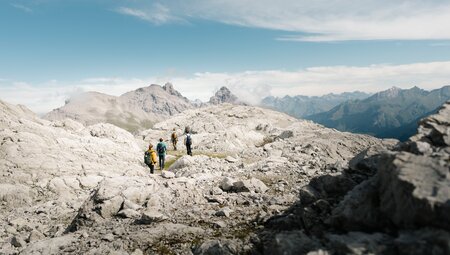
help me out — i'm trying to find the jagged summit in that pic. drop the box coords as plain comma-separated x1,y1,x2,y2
209,86,241,105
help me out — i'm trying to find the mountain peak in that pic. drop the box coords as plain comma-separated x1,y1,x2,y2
209,86,240,105
374,86,402,99
163,82,183,97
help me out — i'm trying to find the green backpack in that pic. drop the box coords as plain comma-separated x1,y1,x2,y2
144,151,151,165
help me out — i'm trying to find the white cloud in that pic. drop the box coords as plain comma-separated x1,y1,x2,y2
11,3,33,13
1,61,450,114
116,0,450,41
116,3,185,25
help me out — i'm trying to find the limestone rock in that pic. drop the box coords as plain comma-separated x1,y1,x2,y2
117,209,140,219
27,230,45,243
378,152,450,230
219,177,236,192
194,239,239,255
161,170,175,179
215,207,233,217
139,209,168,224
233,178,269,193
11,236,26,248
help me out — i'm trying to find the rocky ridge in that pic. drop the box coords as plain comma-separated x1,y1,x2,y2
1,98,448,254
44,83,195,133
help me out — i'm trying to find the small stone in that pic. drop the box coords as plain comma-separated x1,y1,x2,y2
122,199,141,210
219,177,235,192
11,236,26,248
27,230,44,243
225,156,238,163
131,249,144,255
102,233,115,242
210,187,224,195
5,226,17,235
213,221,227,228
117,209,140,219
215,207,233,217
139,209,168,224
161,171,175,179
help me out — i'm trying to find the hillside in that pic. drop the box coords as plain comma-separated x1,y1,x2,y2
261,91,370,118
1,99,448,254
44,83,195,133
307,86,450,141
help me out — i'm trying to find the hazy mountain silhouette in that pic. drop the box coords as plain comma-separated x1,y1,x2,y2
306,86,450,141
261,91,370,118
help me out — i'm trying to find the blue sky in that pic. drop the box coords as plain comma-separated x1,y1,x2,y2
1,0,450,113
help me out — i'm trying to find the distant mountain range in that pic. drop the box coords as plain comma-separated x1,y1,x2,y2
45,84,244,133
261,91,370,118
45,83,195,133
306,86,450,141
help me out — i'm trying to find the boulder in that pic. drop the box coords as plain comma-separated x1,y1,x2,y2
233,178,268,193
299,185,321,206
117,209,140,219
27,230,45,243
215,207,233,217
99,196,124,218
194,239,239,255
139,209,168,224
264,230,322,255
11,236,26,248
219,177,235,192
161,171,175,179
326,232,393,255
414,101,450,147
378,152,450,230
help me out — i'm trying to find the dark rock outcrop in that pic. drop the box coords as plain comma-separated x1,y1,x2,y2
209,87,241,105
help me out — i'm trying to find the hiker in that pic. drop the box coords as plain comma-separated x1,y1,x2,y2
156,138,167,170
184,130,193,156
171,128,178,151
144,144,157,174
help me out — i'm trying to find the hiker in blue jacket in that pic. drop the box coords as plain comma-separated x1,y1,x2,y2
156,138,167,170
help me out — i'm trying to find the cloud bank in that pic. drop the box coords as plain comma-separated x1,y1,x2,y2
1,61,450,114
115,0,450,41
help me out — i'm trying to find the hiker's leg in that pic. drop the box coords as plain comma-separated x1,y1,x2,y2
150,164,154,174
161,156,165,169
159,156,162,170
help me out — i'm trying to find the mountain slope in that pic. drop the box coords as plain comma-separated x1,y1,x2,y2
44,83,194,133
261,91,370,118
306,86,450,141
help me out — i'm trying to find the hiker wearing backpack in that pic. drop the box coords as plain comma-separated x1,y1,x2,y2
171,128,178,151
156,138,167,170
144,144,157,174
184,131,193,156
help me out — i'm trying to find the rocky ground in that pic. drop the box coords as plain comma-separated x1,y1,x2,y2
1,100,448,254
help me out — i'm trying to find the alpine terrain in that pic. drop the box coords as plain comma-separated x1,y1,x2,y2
0,90,449,254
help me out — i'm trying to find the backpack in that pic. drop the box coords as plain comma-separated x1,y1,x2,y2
144,151,151,165
171,132,178,141
186,134,192,145
157,143,166,154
